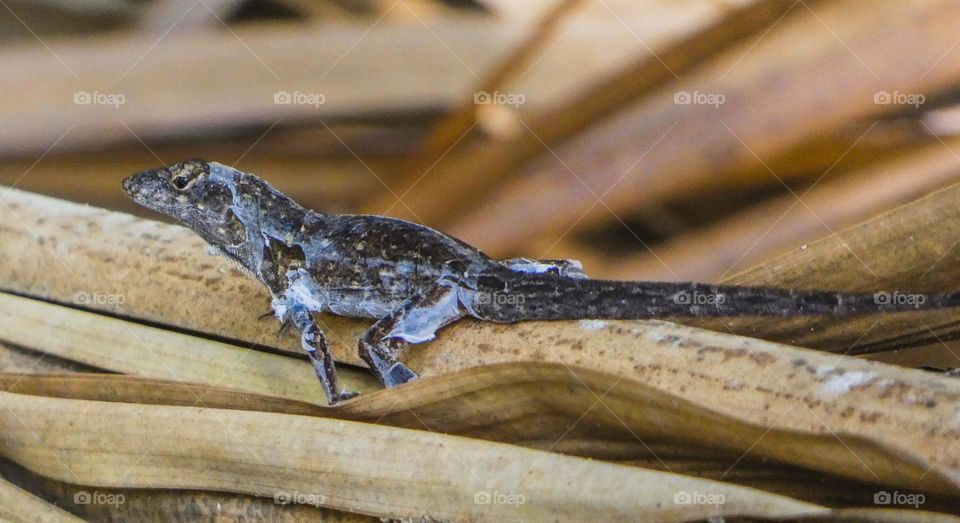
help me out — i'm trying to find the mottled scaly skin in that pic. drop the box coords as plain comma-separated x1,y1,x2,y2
288,213,494,318
124,160,960,404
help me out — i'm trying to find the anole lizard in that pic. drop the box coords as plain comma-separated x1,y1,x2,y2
124,160,960,404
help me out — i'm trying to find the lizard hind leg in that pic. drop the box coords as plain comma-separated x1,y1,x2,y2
358,283,465,388
500,257,588,279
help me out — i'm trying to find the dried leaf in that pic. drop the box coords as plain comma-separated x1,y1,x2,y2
0,389,828,521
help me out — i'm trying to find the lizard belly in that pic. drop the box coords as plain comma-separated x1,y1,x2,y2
280,268,406,319
325,290,401,318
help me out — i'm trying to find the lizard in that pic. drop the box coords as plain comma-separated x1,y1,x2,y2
123,159,960,404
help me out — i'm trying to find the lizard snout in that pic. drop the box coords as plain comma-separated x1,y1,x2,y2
122,168,173,210
120,173,138,195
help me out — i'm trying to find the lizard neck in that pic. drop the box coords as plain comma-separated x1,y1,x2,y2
207,162,314,292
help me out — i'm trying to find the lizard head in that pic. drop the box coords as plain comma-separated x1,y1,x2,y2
123,159,248,247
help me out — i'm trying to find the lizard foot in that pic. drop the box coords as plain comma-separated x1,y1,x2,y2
358,283,460,388
335,390,361,403
383,362,418,388
359,338,420,387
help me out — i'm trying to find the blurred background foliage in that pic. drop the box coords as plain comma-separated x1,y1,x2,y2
5,0,960,284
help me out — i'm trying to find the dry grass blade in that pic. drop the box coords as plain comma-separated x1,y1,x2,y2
0,375,952,515
0,292,379,404
2,373,959,517
607,139,960,281
0,390,828,521
405,0,587,173
0,474,82,522
0,18,519,155
679,179,960,352
369,0,797,224
0,457,367,523
3,291,960,501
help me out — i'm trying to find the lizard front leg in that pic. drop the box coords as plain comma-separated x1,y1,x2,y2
287,304,358,404
358,283,464,387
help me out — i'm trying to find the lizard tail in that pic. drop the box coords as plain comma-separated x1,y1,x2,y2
467,274,960,321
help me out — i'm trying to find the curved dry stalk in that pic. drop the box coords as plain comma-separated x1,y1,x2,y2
5,372,960,518
0,390,829,522
4,291,960,499
4,373,960,519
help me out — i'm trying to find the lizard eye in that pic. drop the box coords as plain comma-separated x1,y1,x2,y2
171,175,191,190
